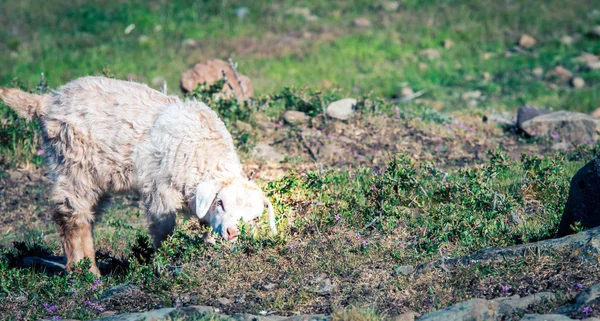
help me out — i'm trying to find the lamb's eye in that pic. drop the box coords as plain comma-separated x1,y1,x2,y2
216,199,225,210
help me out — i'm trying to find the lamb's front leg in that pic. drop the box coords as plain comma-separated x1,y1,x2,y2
144,186,182,248
148,212,177,248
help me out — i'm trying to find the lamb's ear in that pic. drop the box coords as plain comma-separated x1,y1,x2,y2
195,180,221,220
263,195,277,235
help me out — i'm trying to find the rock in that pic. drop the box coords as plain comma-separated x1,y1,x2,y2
443,39,455,49
94,307,175,321
573,52,598,65
283,110,309,125
381,1,400,12
252,143,285,162
482,72,491,82
180,59,254,102
353,17,372,28
262,282,277,291
393,311,419,321
520,111,599,143
318,143,342,160
520,314,582,321
287,7,312,18
588,61,600,70
591,108,600,118
233,6,250,19
546,66,573,81
22,256,66,274
519,34,537,48
7,170,23,181
326,98,356,121
494,292,555,314
575,283,600,306
216,297,232,305
558,159,600,236
151,76,165,88
551,142,572,152
418,299,500,321
101,283,140,301
462,90,482,100
138,35,149,44
235,120,253,132
420,48,441,60
181,39,200,49
571,77,585,88
532,67,544,78
560,35,574,45
517,105,553,129
393,265,415,276
587,25,600,38
401,87,414,98
310,276,337,296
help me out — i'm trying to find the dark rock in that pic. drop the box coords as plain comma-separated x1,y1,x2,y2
517,105,552,129
558,158,600,236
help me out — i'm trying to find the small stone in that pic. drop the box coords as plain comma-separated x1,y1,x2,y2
151,76,165,88
418,62,428,71
591,108,600,118
101,283,140,300
532,67,544,78
546,66,573,81
588,61,600,70
573,53,599,65
462,90,482,100
560,35,574,45
138,35,149,44
182,39,200,49
420,48,440,60
252,143,285,162
235,120,253,132
393,265,415,276
217,297,232,305
124,24,135,35
571,77,585,88
482,72,491,82
282,110,309,125
482,52,494,60
313,277,337,296
287,7,312,18
393,311,420,321
401,87,414,98
551,142,572,151
327,98,357,121
587,25,600,38
442,39,454,49
262,283,277,291
8,170,23,181
381,1,400,12
519,34,537,48
353,17,372,28
233,6,250,19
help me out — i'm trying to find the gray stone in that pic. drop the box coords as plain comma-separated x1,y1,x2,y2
418,299,500,321
234,7,250,19
462,90,482,100
520,111,600,144
353,17,372,28
393,265,415,276
494,292,555,314
101,283,140,301
8,170,23,181
310,276,337,296
381,1,400,12
217,297,232,305
235,120,253,132
520,314,579,321
326,99,356,120
393,311,419,321
588,61,600,70
262,282,278,290
575,283,600,306
93,307,175,321
517,105,552,129
252,143,285,162
551,142,572,152
283,110,309,125
560,35,574,45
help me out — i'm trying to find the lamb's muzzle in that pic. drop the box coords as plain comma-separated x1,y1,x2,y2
0,76,277,276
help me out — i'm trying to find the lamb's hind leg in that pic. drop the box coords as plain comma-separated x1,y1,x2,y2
52,183,102,276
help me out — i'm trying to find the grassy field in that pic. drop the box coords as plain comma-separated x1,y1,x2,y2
1,0,600,320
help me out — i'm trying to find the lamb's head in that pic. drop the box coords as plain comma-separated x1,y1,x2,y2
193,178,276,241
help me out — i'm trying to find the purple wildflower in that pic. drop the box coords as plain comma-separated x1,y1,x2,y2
417,117,422,121
395,107,401,117
521,177,528,182
501,285,510,292
72,288,78,294
37,149,44,156
311,138,317,143
85,300,93,306
52,316,60,321
289,244,297,249
357,154,364,159
96,305,104,312
362,240,368,246
577,283,584,290
551,133,558,140
435,146,443,152
334,214,341,221
91,285,97,291
94,279,102,285
583,306,591,314
327,134,333,139
68,279,74,283
355,233,361,238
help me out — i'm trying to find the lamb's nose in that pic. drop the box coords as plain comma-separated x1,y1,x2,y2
226,227,239,241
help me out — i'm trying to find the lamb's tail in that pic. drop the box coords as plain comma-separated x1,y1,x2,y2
0,88,49,120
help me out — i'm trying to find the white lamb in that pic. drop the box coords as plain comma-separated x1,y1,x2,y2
0,76,276,275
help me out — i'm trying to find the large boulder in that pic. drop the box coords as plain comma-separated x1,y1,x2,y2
517,105,552,129
557,158,600,237
418,299,500,321
520,111,600,144
180,59,254,102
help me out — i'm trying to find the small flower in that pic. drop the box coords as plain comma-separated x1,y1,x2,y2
94,279,102,285
334,214,341,221
551,133,558,140
37,149,45,156
583,306,591,314
395,107,401,117
417,117,422,121
52,316,60,321
362,240,368,246
91,285,97,291
72,288,78,294
68,279,74,283
85,300,93,306
357,154,364,159
355,233,361,238
311,138,317,143
501,284,510,292
521,177,528,182
289,244,297,249
43,303,49,309
577,283,584,290
327,134,333,139
96,305,104,312
435,145,443,152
